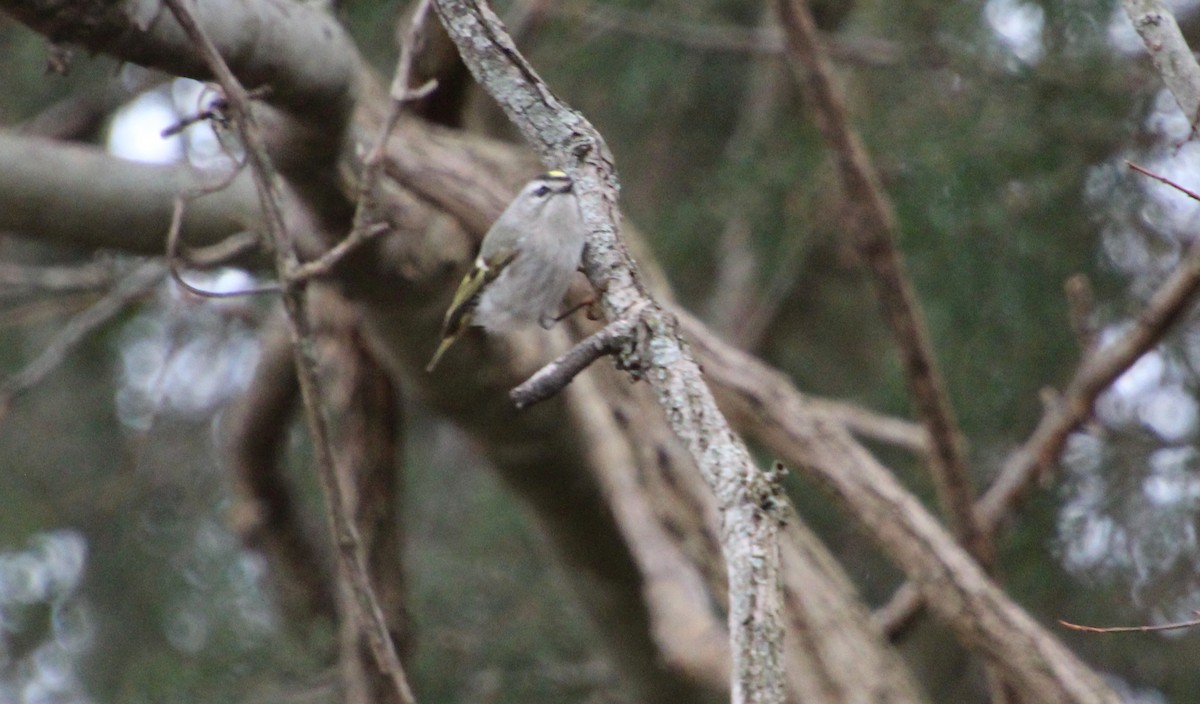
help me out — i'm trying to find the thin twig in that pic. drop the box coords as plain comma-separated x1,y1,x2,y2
289,223,390,282
1059,612,1200,634
161,85,272,137
882,162,1200,639
773,0,989,567
1127,160,1200,201
976,161,1200,528
807,397,929,456
161,136,278,298
158,2,416,703
167,192,281,298
871,581,924,639
182,231,263,268
299,0,440,286
510,314,637,409
0,261,164,418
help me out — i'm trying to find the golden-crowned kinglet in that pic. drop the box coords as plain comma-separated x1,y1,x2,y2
426,170,585,371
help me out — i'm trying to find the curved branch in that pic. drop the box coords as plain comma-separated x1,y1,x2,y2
157,0,414,700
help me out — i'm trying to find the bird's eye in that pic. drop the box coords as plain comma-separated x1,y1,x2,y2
533,185,551,197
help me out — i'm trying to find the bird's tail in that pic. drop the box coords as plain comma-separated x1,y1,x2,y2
425,334,458,372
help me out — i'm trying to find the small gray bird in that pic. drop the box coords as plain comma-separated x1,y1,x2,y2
426,170,586,371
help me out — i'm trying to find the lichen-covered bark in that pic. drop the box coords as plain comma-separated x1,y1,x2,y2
428,1,789,699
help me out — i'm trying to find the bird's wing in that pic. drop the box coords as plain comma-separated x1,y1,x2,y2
441,249,517,333
425,249,519,372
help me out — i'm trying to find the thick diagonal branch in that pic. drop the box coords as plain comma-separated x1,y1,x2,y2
773,0,988,569
684,312,1120,704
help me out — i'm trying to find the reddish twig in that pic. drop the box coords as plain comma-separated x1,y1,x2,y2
166,173,282,299
1127,160,1200,201
1059,612,1200,634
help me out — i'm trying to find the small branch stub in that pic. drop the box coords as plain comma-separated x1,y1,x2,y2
510,314,638,409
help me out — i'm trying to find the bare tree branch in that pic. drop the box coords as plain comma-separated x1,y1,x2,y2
871,581,923,638
1059,612,1200,634
2,0,360,127
510,314,638,409
0,132,264,257
1124,0,1200,121
978,2,1200,534
773,0,990,570
310,290,408,704
157,1,415,702
0,260,163,418
685,311,1121,703
430,1,788,701
291,0,441,285
805,397,930,456
164,162,283,298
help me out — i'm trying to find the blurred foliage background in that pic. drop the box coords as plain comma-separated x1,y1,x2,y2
4,0,1200,701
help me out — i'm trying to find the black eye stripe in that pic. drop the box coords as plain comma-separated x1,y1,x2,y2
534,185,551,197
